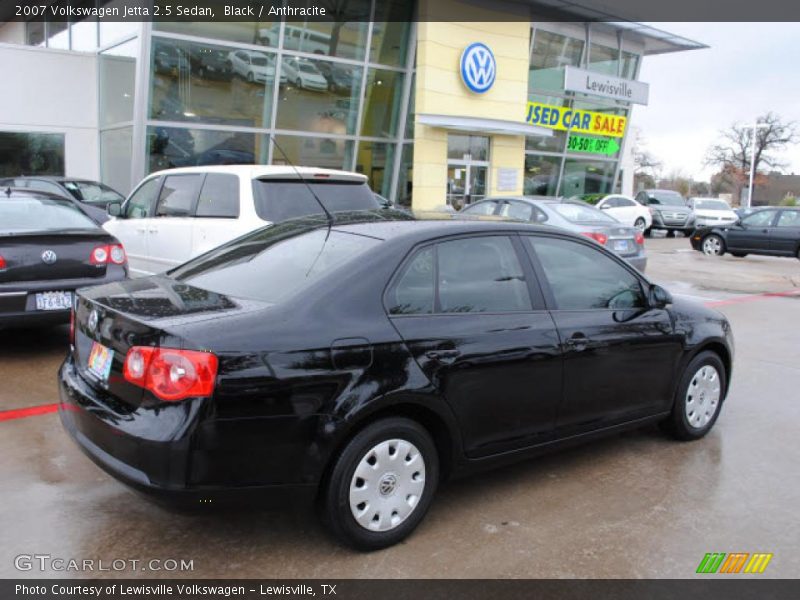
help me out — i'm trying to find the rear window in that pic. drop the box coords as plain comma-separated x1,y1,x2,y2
63,181,124,205
252,179,380,223
552,203,615,224
0,197,98,234
170,225,380,304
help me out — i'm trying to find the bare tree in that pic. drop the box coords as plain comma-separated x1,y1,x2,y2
705,112,798,204
632,132,662,191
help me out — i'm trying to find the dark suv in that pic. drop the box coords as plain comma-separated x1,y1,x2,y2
635,189,696,237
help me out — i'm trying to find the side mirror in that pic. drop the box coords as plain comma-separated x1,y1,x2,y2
599,204,610,210
107,201,122,217
649,284,673,309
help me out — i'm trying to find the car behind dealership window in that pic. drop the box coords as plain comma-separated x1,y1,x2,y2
196,173,240,218
252,179,380,223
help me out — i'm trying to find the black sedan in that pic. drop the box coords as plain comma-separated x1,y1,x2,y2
1,189,128,327
691,207,800,259
59,211,733,550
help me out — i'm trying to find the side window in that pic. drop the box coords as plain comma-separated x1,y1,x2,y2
635,192,647,205
602,197,619,208
387,247,435,315
438,236,531,313
155,174,203,217
196,174,240,218
527,237,645,310
123,177,161,219
776,210,800,227
618,198,635,207
463,201,497,216
499,201,533,221
742,210,776,227
26,180,63,195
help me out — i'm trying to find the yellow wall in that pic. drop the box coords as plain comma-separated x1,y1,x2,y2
412,1,531,209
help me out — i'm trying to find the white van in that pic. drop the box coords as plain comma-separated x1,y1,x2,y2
104,165,376,277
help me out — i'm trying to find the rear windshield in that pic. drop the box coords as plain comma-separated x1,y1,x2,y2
252,179,380,223
170,225,380,304
0,197,98,234
647,191,685,206
63,181,124,205
552,203,615,224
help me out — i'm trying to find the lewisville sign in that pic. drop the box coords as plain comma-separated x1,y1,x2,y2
564,66,650,105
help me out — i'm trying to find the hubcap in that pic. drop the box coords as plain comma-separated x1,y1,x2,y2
349,439,426,532
703,236,722,256
685,365,721,429
635,218,646,231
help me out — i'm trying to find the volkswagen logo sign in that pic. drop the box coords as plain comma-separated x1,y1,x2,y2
460,42,496,94
87,309,99,334
41,250,57,265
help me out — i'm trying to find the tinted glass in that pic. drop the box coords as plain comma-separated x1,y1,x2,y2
252,180,379,223
553,203,615,223
777,210,800,227
742,210,776,227
172,228,380,304
124,177,161,219
499,202,534,221
529,29,584,94
0,132,64,177
388,247,435,315
156,174,203,217
524,154,560,196
438,237,531,313
361,68,405,138
196,174,240,218
528,237,645,310
647,191,685,206
1,197,98,233
461,201,497,216
25,180,64,195
63,181,124,205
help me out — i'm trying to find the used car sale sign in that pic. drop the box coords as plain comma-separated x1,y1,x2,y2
524,101,627,137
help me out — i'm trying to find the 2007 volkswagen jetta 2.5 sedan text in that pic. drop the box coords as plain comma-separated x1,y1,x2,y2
58,210,734,550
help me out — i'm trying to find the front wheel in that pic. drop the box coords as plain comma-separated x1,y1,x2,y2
634,217,647,232
321,417,439,551
702,234,725,256
661,351,726,441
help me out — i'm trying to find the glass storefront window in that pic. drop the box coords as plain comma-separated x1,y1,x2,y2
621,50,639,80
149,38,276,129
524,154,561,196
100,38,138,126
589,43,618,75
361,68,405,138
100,127,132,194
525,95,569,153
370,3,413,66
46,20,69,50
147,126,261,174
561,159,616,198
567,98,627,159
529,29,584,94
282,10,370,61
0,132,65,177
405,73,415,140
70,19,98,51
275,56,362,135
26,22,45,46
356,141,394,198
154,21,278,47
271,135,354,171
447,135,489,161
397,144,413,207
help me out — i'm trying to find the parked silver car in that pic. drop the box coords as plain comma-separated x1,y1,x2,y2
460,196,648,271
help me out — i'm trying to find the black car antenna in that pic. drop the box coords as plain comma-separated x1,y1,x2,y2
269,135,335,230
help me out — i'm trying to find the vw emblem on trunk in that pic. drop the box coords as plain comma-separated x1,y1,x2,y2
41,250,57,264
87,309,99,333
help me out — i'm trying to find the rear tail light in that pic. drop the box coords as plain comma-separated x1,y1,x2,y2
123,346,218,402
581,232,608,245
69,308,75,345
90,244,126,266
634,231,645,245
0,255,6,271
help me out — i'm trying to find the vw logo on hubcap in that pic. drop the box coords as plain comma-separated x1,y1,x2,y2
379,473,398,497
41,250,57,264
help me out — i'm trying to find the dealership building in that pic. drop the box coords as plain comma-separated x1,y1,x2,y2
0,0,703,209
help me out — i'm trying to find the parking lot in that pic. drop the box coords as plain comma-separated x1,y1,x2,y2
1,236,798,579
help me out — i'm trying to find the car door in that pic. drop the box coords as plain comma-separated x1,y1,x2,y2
103,176,162,277
523,234,684,435
386,235,564,458
771,210,800,255
192,173,249,255
614,197,640,226
724,209,778,252
147,173,203,274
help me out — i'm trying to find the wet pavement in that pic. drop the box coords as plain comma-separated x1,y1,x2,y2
1,237,798,578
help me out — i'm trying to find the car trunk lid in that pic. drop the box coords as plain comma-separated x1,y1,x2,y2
0,231,109,284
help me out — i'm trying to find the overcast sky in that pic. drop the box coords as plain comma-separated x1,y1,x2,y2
633,22,800,181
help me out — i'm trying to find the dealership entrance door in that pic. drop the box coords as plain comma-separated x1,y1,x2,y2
446,134,489,209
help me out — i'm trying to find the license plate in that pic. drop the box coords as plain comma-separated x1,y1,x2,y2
35,291,72,311
613,240,630,252
87,341,114,382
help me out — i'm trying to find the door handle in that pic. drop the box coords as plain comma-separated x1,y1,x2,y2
148,228,158,233
564,334,589,352
135,227,146,234
425,349,461,364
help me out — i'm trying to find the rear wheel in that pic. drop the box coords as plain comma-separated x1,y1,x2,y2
702,234,725,256
321,417,438,551
634,217,647,232
661,351,726,441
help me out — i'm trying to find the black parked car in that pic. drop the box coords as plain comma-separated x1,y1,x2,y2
0,176,124,224
0,189,128,327
634,189,696,237
59,211,733,550
314,60,355,94
691,207,800,259
188,44,233,81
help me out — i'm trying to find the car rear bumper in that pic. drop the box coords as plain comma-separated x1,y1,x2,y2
58,357,316,507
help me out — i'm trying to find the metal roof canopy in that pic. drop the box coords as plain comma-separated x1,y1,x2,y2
417,114,554,137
